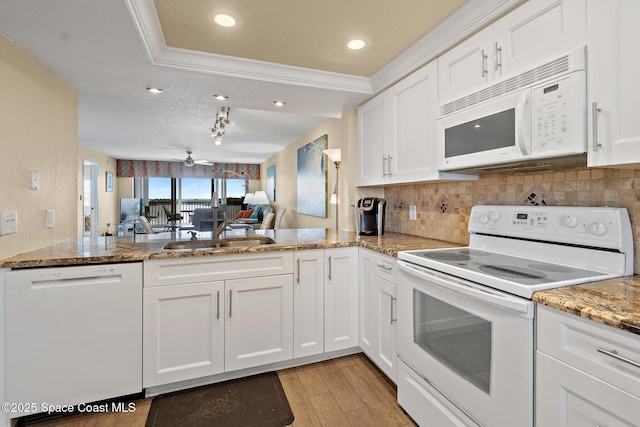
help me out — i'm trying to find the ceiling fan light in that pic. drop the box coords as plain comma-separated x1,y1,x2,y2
184,151,195,167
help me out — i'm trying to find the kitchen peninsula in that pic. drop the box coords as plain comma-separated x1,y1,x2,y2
0,228,457,268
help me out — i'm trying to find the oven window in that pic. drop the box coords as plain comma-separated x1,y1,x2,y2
444,109,516,158
413,289,492,393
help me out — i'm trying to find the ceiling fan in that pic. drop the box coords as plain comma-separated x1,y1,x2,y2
180,151,213,167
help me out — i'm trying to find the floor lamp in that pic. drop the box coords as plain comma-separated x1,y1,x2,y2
323,149,341,231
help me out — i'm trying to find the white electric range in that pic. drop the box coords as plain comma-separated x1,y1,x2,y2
396,205,634,427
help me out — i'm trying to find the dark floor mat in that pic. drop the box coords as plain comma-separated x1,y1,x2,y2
145,372,294,427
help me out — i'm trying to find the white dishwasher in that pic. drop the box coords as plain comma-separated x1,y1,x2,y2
5,263,142,414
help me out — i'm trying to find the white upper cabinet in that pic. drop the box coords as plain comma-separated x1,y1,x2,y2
587,0,640,167
358,61,469,186
438,0,586,106
357,94,389,186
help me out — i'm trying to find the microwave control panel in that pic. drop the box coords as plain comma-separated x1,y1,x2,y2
530,71,586,156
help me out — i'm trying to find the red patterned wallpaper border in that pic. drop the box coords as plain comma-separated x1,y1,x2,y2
116,160,260,180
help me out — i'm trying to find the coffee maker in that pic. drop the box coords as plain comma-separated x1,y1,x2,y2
356,198,386,236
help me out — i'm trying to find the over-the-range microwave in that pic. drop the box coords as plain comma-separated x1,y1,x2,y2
438,47,587,173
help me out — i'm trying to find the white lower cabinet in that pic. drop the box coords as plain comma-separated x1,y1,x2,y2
293,249,325,358
324,247,359,352
535,305,640,426
143,281,225,387
143,249,359,389
359,249,398,382
225,274,294,371
143,253,294,387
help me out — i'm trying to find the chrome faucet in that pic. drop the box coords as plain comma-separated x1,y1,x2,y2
211,192,226,246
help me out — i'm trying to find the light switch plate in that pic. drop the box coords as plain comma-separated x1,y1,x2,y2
46,209,54,228
30,169,40,190
0,210,17,235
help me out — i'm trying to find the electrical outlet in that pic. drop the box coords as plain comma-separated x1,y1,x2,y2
409,205,417,220
46,209,54,228
349,196,358,206
0,210,17,235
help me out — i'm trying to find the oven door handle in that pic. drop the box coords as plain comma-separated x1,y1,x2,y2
398,261,534,317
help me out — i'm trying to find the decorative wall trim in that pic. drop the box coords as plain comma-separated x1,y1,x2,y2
117,159,260,179
370,0,526,93
125,0,372,94
125,0,525,98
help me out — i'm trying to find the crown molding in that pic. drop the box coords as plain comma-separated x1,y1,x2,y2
369,0,527,93
126,0,525,98
125,0,372,94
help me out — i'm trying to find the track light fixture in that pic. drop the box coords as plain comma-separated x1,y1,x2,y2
211,106,235,140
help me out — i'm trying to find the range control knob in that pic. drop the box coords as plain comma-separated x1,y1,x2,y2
589,221,607,236
562,215,578,228
479,214,489,224
489,211,501,221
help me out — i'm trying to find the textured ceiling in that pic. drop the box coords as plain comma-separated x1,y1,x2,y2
0,0,517,165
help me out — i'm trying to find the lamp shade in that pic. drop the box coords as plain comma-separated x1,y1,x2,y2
243,192,255,204
323,149,341,163
253,190,270,205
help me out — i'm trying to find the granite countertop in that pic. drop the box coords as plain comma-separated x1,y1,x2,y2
5,229,638,337
533,276,640,336
0,228,459,269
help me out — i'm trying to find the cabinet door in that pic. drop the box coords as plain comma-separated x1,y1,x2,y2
293,250,324,358
587,0,640,167
324,247,359,352
225,274,293,371
437,26,494,105
536,352,640,426
358,249,375,356
373,276,398,382
143,281,224,387
493,0,586,79
389,61,438,184
357,94,389,186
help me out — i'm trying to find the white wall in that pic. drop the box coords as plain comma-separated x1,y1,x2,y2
0,34,78,259
260,108,383,231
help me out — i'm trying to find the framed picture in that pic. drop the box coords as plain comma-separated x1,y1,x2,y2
105,171,113,192
267,164,276,202
297,134,327,217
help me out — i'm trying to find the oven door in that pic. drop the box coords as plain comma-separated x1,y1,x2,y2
397,261,534,427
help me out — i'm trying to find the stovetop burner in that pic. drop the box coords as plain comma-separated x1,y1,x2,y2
479,265,547,280
398,205,633,299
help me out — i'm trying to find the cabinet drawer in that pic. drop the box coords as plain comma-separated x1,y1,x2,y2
536,351,640,427
372,252,397,283
144,252,294,287
537,305,640,397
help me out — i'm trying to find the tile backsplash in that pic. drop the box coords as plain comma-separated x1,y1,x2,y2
384,166,640,273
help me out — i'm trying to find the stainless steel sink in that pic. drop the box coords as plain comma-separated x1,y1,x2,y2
163,237,276,250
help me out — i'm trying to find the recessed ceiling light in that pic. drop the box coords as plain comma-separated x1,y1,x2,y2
208,9,242,28
345,37,370,51
213,94,228,100
146,87,163,94
214,14,235,27
273,101,285,107
215,138,222,146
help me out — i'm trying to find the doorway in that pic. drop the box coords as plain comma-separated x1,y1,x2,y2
82,160,99,238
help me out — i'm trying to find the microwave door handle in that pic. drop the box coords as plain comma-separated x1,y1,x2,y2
515,91,531,155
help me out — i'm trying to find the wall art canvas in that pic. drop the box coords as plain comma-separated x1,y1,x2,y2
297,134,327,217
267,164,276,202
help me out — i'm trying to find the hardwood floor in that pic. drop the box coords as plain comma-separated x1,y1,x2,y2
21,353,416,427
